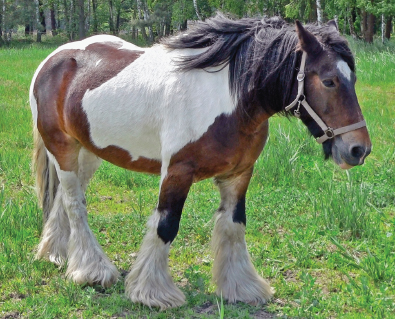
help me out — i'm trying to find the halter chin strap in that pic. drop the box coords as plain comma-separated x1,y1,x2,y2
285,51,366,144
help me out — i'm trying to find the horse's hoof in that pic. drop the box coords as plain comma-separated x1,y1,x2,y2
66,259,119,288
128,288,185,310
125,276,185,310
217,276,274,305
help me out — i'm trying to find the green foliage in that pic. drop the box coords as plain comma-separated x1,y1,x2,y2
0,0,393,45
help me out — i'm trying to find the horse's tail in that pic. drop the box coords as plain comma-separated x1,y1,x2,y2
33,125,59,223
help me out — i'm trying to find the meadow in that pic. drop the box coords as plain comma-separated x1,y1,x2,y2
0,37,394,318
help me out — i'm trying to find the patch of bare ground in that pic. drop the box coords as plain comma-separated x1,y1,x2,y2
1,312,20,319
282,269,298,283
1,293,26,302
194,301,217,315
111,312,147,319
252,308,277,319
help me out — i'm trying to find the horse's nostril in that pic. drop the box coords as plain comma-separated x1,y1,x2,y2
350,145,365,159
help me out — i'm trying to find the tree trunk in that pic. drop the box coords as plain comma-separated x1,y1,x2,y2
193,0,202,21
131,1,137,39
86,0,90,33
385,16,392,40
365,12,375,43
1,0,5,42
36,0,46,43
382,14,385,43
63,0,70,39
50,3,57,36
70,0,75,40
142,1,153,42
108,0,115,34
165,22,171,36
115,3,121,35
92,0,98,34
0,3,3,47
315,0,323,26
361,10,367,39
179,19,187,31
136,0,147,41
25,23,35,36
347,8,357,39
78,0,85,39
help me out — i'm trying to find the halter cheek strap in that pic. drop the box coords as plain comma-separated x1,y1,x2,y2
285,51,366,144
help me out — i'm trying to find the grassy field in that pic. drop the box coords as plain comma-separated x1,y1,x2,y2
0,37,394,319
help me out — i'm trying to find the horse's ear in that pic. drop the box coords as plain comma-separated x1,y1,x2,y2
327,19,339,32
295,20,322,55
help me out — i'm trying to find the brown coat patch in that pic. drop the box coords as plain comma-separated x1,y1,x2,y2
169,111,269,183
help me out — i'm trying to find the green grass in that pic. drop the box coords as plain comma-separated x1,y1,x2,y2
0,38,395,318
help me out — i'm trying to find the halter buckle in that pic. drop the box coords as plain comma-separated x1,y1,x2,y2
294,100,301,118
325,127,334,139
297,72,305,82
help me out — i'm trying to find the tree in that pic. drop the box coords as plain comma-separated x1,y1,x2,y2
0,0,392,44
316,0,323,25
35,0,46,43
78,0,86,39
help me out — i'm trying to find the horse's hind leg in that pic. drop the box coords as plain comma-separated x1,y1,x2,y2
212,167,273,304
36,183,70,266
63,146,118,287
36,146,104,269
46,137,118,287
35,127,70,266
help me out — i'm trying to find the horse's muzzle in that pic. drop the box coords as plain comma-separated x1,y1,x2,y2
332,134,372,169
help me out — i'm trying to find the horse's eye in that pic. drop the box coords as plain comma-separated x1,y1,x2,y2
322,79,336,88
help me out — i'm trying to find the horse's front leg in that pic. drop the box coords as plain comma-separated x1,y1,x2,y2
212,167,273,304
125,163,193,309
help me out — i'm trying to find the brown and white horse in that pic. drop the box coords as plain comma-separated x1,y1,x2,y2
30,14,371,309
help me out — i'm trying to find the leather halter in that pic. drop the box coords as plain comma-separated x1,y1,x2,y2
285,51,366,144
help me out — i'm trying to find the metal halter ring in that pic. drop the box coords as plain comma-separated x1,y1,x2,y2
297,72,305,81
325,127,334,139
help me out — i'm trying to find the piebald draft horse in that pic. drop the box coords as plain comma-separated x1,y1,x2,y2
30,14,371,309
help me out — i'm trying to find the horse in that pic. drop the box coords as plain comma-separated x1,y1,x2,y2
30,14,371,309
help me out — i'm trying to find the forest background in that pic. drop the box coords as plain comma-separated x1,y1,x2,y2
0,0,394,47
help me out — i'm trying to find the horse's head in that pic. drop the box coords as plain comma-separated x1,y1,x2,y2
292,21,371,169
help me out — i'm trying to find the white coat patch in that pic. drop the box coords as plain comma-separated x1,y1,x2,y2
337,60,351,81
81,44,236,164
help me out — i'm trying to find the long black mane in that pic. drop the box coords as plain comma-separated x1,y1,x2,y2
163,13,355,115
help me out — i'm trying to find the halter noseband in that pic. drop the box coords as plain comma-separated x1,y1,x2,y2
285,52,366,144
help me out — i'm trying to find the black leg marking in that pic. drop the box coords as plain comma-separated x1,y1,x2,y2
156,191,188,244
232,195,246,225
157,212,181,244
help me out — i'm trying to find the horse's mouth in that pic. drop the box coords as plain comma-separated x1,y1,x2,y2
337,158,355,170
331,148,353,169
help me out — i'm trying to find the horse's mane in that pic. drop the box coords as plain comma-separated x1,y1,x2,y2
163,13,355,115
